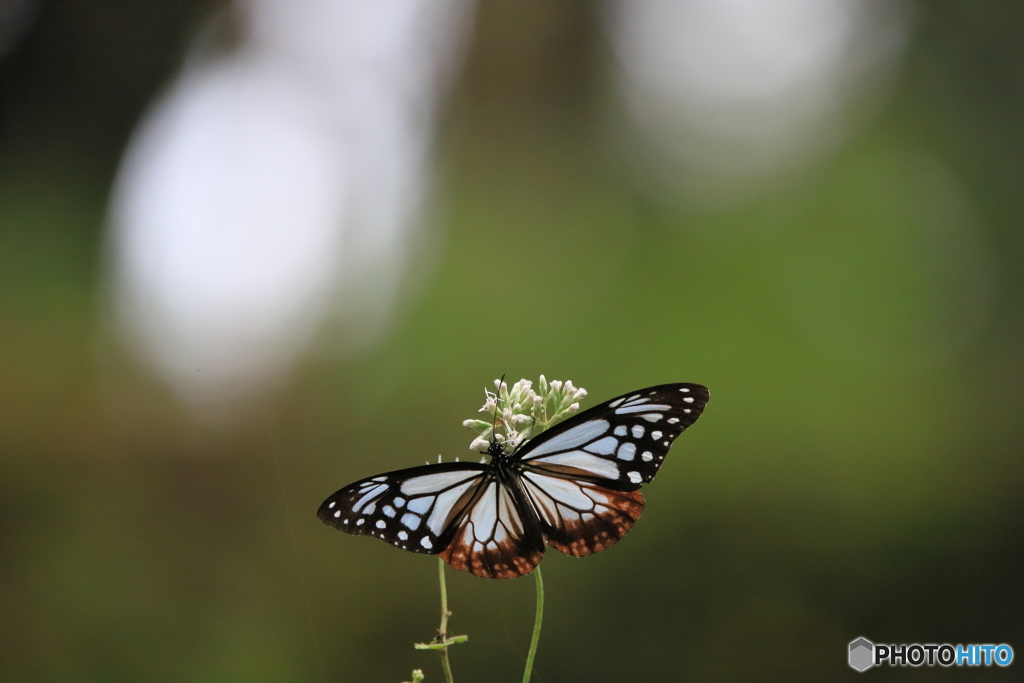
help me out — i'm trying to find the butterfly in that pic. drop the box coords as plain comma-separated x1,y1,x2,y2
317,383,709,579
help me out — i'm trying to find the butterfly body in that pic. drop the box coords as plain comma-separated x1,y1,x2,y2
318,383,709,579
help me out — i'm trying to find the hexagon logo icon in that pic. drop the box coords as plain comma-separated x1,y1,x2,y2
849,637,874,672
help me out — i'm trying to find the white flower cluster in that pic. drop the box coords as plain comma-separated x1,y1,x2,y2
463,376,588,454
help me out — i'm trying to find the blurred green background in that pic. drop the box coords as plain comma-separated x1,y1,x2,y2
2,2,1023,681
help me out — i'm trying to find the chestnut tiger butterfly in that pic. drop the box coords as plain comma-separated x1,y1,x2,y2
318,383,709,579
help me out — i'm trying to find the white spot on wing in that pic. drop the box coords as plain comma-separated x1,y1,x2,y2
585,436,619,455
680,388,690,392
524,419,610,458
397,530,408,541
333,510,341,518
393,497,406,508
375,520,386,529
401,513,421,530
614,425,628,436
328,501,336,508
406,497,433,514
667,418,679,424
640,413,664,422
631,424,645,438
608,397,625,408
382,505,396,518
617,442,636,461
627,471,643,484
420,537,432,550
651,430,663,440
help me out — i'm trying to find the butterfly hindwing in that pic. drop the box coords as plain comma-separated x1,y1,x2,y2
317,463,489,555
439,477,546,579
514,383,709,489
519,472,646,557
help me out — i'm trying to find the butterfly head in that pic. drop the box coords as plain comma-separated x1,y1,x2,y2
487,433,510,462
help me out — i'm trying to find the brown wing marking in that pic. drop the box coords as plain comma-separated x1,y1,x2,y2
439,480,545,579
521,471,646,557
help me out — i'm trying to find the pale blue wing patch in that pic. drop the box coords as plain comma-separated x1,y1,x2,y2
613,403,671,414
524,450,620,479
521,419,610,458
400,470,481,495
425,478,478,535
584,436,619,455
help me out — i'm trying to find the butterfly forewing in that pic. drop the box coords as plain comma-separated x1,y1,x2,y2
317,463,489,555
514,383,709,488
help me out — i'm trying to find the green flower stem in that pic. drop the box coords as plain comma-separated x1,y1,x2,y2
522,567,544,683
437,558,455,683
414,559,467,683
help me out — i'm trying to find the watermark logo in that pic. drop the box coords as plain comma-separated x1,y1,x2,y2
848,637,1014,671
849,638,874,672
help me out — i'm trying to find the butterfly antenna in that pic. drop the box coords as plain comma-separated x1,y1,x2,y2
490,374,506,454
